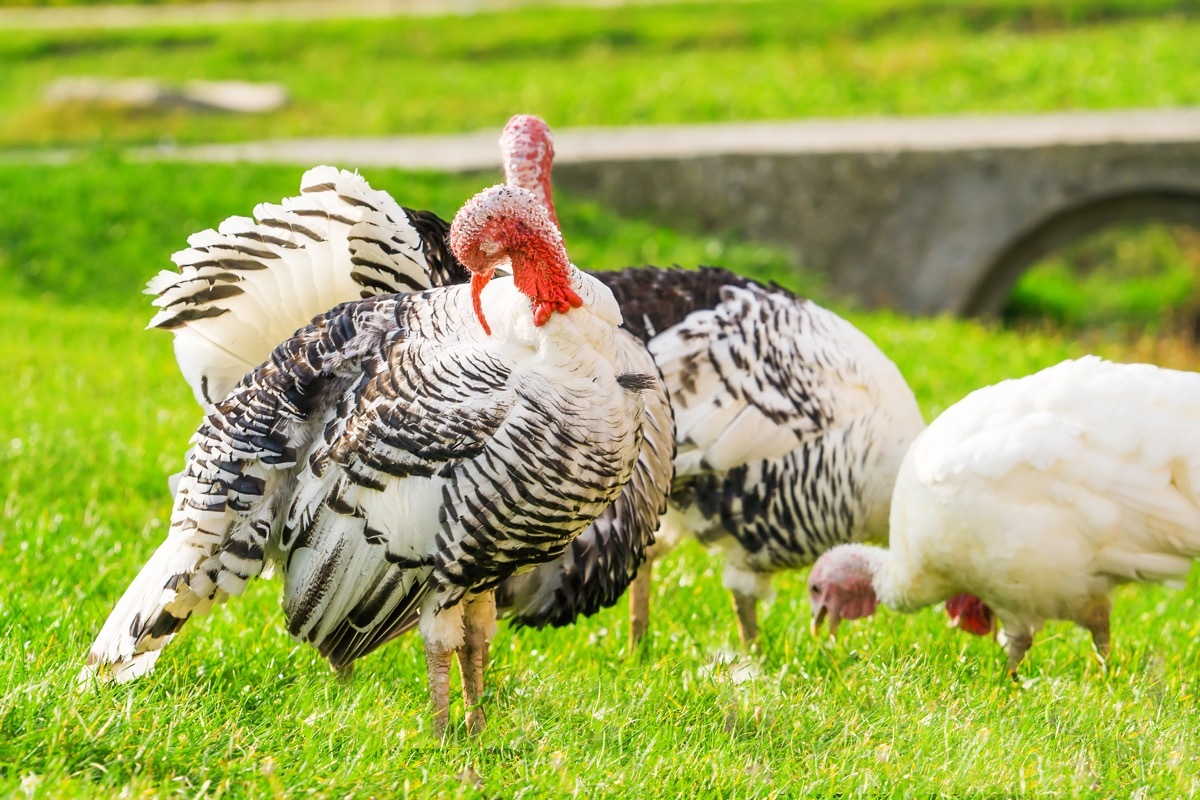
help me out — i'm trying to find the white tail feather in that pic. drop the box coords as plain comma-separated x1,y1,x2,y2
148,166,443,409
78,526,226,686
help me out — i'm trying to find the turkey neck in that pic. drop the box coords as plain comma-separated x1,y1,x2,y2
504,224,580,327
860,542,953,615
501,118,558,228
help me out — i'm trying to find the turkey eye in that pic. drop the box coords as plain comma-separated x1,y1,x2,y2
810,584,820,594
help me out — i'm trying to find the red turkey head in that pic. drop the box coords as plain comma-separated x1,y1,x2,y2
807,548,879,638
945,594,996,637
448,184,581,335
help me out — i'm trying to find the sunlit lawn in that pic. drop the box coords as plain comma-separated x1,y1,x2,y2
2,158,1200,796
2,0,1200,147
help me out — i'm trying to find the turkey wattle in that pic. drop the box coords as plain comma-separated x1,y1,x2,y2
808,357,1200,675
82,184,652,737
499,114,927,648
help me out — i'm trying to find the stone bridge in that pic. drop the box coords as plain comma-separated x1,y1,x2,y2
153,107,1200,316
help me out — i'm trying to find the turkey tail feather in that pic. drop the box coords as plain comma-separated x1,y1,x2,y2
147,166,456,409
79,462,278,685
83,298,396,685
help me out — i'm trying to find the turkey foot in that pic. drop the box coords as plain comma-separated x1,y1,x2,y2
458,592,497,736
731,590,759,649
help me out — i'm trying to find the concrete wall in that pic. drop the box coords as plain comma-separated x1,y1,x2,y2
555,139,1200,315
152,109,1200,316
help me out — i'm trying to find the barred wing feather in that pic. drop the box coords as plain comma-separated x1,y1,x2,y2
650,282,881,476
496,330,674,627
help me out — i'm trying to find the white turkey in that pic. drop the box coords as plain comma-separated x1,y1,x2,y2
82,184,654,736
494,115,927,647
807,356,1200,675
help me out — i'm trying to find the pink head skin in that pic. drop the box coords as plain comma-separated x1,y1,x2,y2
807,548,880,638
944,594,996,637
500,114,558,227
448,184,582,335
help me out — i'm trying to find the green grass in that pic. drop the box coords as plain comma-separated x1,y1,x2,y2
4,156,1200,796
2,0,1200,147
1007,223,1200,335
0,156,812,309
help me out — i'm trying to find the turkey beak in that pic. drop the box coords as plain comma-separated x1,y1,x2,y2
810,603,841,640
810,604,827,637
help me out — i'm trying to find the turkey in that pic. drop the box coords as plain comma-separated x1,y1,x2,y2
82,184,653,736
146,150,674,632
808,356,1200,675
493,115,927,647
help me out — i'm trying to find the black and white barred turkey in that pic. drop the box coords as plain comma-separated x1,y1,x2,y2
138,112,925,651
82,184,658,736
500,116,927,646
602,266,925,645
145,159,674,633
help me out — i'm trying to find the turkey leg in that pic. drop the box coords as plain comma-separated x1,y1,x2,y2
628,557,655,650
731,590,759,648
458,591,497,736
1080,596,1112,664
425,640,454,737
1000,627,1034,678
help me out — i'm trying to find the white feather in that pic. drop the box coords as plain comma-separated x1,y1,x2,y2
881,357,1200,629
146,166,442,408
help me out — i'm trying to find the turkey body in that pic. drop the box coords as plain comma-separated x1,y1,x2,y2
86,185,651,735
889,356,1200,666
811,356,1200,673
598,265,926,644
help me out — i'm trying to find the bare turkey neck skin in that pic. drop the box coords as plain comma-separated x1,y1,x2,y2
501,120,559,228
453,207,579,335
504,221,581,327
504,159,556,227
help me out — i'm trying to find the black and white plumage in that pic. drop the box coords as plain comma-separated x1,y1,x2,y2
495,114,927,646
492,347,673,628
84,184,652,736
597,265,927,645
146,164,468,409
143,165,674,632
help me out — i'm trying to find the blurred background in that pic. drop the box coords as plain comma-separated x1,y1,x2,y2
3,0,1200,344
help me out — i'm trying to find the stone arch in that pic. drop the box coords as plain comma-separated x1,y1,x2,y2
962,188,1200,317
